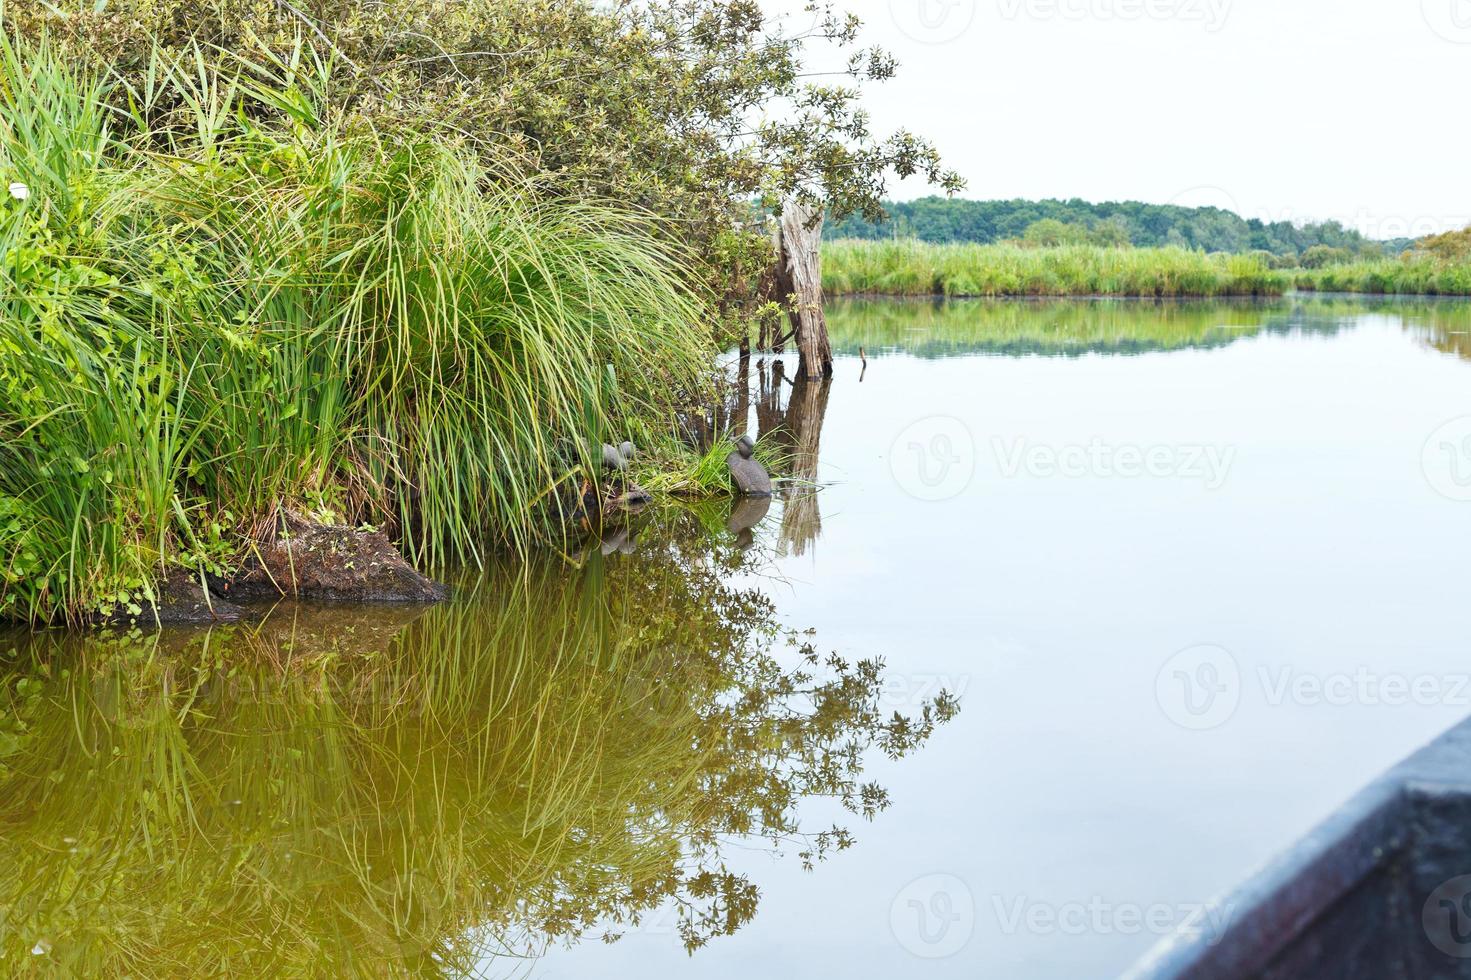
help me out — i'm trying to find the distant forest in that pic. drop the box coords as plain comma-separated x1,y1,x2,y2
827,197,1406,260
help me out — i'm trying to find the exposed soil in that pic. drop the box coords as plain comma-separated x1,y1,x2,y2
98,570,245,626
215,514,449,604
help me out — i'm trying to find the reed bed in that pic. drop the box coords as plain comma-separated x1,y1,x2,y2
822,239,1289,298
1292,256,1471,295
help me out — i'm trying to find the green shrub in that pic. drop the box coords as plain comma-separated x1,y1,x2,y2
8,0,961,345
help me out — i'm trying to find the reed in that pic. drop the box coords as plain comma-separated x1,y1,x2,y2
1292,256,1471,295
821,238,1289,298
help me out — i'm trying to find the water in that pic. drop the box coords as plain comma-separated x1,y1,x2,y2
4,295,1470,977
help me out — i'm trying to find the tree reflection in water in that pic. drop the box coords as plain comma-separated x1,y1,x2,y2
0,507,955,976
754,358,831,557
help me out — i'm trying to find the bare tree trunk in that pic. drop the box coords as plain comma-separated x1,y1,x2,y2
778,199,832,380
764,220,786,354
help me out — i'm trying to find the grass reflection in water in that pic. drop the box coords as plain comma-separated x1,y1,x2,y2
826,295,1471,360
0,508,956,976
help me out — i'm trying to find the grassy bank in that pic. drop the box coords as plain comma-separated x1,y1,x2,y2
1292,256,1471,295
822,239,1289,298
825,237,1471,299
0,40,715,623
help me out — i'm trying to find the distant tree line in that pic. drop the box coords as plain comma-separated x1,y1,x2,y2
827,197,1395,262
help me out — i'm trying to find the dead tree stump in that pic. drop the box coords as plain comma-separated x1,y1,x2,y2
775,199,832,379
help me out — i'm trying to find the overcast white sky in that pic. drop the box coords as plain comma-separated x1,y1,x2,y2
761,0,1469,238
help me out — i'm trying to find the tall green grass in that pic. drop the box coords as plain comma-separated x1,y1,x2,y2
822,238,1289,298
824,237,1471,300
0,38,713,622
1292,255,1471,295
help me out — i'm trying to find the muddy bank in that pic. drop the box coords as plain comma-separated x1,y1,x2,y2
214,515,449,605
97,570,246,627
89,518,448,628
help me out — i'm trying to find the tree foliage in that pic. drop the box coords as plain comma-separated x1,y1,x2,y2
11,0,962,331
1298,244,1356,269
1019,217,1130,248
829,196,1388,260
1415,226,1471,262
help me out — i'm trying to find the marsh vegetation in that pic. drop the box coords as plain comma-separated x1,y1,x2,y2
824,237,1471,300
821,239,1288,298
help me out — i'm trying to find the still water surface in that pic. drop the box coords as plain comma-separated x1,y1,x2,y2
4,295,1470,977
